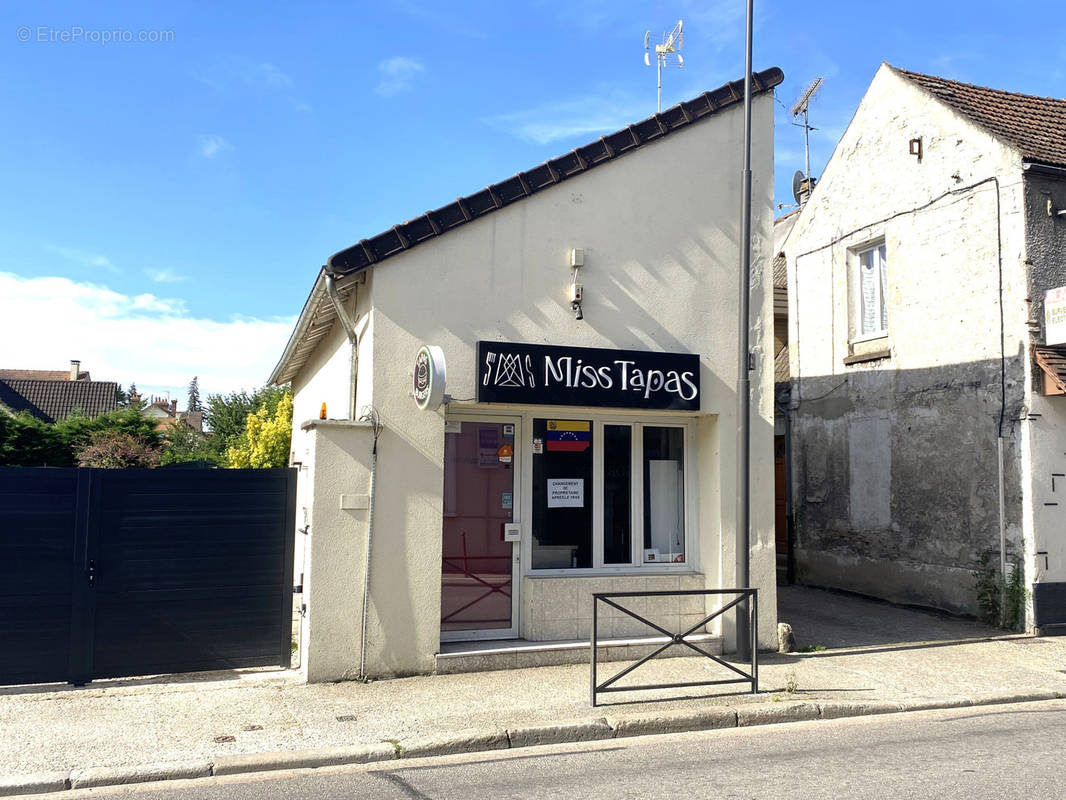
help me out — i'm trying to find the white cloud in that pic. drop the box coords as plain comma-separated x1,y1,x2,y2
144,268,186,284
375,56,424,97
0,271,295,401
192,58,294,92
45,245,118,273
483,93,646,145
252,61,294,89
197,134,233,159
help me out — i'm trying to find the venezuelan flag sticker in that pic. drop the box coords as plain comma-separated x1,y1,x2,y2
546,420,591,451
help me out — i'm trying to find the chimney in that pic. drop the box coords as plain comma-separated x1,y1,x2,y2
69,360,80,381
170,399,177,414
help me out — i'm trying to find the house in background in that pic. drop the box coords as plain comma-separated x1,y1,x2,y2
785,63,1066,631
0,360,118,422
139,396,204,433
269,68,783,680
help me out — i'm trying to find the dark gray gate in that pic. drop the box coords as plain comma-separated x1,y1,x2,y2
0,466,296,686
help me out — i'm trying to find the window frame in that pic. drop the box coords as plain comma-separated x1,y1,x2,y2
850,240,889,343
522,412,697,576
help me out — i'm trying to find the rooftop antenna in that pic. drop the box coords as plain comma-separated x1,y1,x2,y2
644,20,684,113
791,77,823,195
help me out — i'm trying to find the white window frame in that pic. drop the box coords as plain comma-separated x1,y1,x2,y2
521,411,697,576
851,241,888,342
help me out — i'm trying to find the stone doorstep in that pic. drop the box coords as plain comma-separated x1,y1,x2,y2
435,634,724,674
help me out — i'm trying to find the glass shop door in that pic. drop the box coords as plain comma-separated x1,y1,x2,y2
440,419,520,640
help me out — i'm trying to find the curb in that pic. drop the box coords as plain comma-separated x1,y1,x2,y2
2,690,1062,796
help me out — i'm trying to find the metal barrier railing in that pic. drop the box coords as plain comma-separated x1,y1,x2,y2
590,588,758,707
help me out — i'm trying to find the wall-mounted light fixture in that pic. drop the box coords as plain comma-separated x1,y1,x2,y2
569,248,584,320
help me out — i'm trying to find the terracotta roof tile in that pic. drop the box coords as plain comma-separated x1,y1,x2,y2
896,67,1066,168
0,369,90,381
1034,345,1066,394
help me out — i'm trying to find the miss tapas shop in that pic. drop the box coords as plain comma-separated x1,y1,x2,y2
438,340,702,642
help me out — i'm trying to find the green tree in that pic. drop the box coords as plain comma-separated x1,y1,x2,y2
187,376,202,413
225,390,293,468
204,385,289,457
159,421,217,466
0,406,161,467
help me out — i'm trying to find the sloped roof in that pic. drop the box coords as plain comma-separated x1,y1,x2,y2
895,67,1066,169
326,67,784,277
774,343,790,385
772,253,787,290
270,68,785,386
0,368,90,381
1034,345,1066,394
0,379,118,423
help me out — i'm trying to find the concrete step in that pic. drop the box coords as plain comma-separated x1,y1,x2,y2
436,633,724,674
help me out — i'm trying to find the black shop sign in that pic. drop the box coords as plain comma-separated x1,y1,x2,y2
477,341,700,410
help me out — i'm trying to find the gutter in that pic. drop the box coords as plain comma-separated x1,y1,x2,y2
1022,160,1066,178
267,270,328,386
323,263,367,421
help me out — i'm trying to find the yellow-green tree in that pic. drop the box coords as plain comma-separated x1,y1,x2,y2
226,390,293,468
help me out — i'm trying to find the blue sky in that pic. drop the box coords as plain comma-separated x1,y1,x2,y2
2,1,1065,402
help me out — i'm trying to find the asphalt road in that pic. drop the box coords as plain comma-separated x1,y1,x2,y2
34,700,1066,799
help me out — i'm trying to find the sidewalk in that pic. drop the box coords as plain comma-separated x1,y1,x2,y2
4,586,1066,794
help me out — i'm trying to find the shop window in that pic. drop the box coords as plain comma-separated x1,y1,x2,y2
603,425,632,564
642,426,685,563
531,419,593,569
532,418,689,571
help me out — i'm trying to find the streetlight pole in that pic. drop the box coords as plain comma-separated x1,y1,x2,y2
735,0,755,661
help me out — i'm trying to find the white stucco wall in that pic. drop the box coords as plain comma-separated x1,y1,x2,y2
785,63,1031,613
292,93,777,677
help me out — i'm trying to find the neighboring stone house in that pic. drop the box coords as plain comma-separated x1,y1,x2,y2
0,360,117,422
269,68,783,680
785,63,1066,630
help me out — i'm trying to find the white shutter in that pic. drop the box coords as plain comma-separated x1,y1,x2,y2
878,245,888,332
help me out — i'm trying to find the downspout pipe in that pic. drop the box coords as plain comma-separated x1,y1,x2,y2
324,267,360,420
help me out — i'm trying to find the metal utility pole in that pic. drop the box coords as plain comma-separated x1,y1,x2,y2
735,0,754,662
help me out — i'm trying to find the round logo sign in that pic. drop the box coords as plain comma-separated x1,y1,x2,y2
412,345,446,410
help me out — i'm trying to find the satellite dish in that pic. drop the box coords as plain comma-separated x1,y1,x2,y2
792,170,805,205
792,170,817,205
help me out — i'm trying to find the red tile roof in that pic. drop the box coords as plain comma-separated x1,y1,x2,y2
895,67,1066,168
0,369,90,381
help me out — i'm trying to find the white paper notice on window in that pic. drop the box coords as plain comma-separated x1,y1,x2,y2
547,478,584,508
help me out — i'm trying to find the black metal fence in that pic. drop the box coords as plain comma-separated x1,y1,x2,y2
590,588,758,706
0,466,296,686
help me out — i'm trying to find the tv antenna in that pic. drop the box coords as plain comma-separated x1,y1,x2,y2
644,20,684,113
791,77,823,196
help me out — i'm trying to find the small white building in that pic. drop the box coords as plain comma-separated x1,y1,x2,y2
271,68,783,680
785,63,1066,629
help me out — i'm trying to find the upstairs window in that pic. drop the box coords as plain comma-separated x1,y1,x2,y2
857,243,888,337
